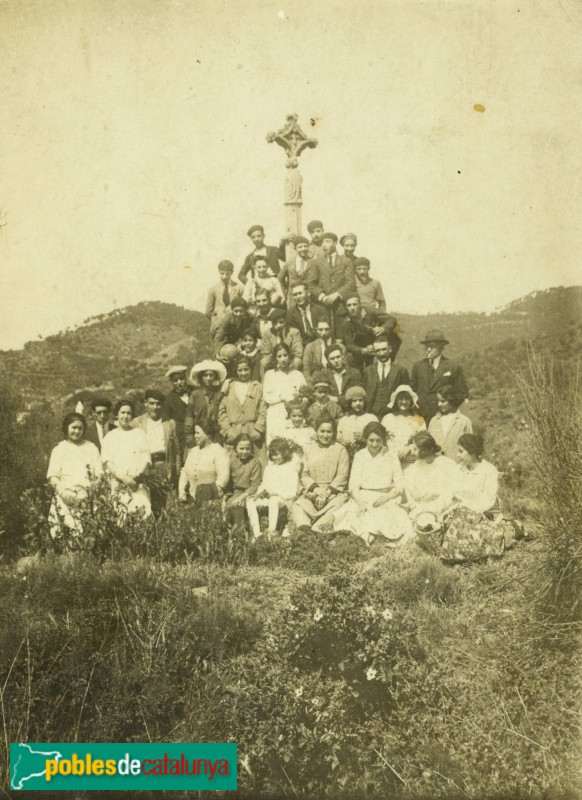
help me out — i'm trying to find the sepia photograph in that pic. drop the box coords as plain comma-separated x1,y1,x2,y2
1,0,581,797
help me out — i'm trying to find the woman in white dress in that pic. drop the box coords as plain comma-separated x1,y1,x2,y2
428,386,472,460
262,343,306,445
101,400,152,519
404,431,458,524
332,421,413,546
381,385,426,468
47,412,103,539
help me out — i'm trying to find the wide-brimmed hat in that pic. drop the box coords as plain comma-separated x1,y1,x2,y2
420,329,449,345
189,360,227,385
387,384,419,410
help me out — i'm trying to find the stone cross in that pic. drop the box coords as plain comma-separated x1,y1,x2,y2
266,113,318,238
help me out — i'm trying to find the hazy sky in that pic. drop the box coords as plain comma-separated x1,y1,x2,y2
1,0,580,350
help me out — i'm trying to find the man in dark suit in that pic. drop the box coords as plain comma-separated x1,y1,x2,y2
278,237,320,307
84,398,114,452
161,365,192,461
238,224,281,283
363,333,410,419
286,282,329,345
214,297,260,353
344,295,401,372
310,232,356,339
322,343,363,407
410,329,469,422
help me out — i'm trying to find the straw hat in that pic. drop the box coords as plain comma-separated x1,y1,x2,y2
189,360,227,385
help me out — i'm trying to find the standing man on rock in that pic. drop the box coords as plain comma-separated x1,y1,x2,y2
310,232,356,340
307,219,326,260
410,330,469,422
238,224,281,284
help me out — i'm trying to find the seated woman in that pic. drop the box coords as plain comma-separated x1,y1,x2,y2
179,420,230,512
184,360,228,451
291,416,350,533
441,433,515,562
262,343,306,445
218,354,267,465
381,385,426,469
332,421,413,547
336,386,377,449
224,433,263,531
428,386,472,460
47,412,103,539
101,400,152,519
246,438,300,539
404,431,458,525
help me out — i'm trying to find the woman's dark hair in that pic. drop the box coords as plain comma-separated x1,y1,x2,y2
362,421,387,444
458,433,484,460
314,414,337,437
62,412,86,439
234,354,252,374
393,390,416,415
413,431,441,459
268,342,292,370
268,438,293,463
437,385,462,410
91,397,112,411
195,418,219,441
240,327,259,342
233,432,254,450
113,399,136,419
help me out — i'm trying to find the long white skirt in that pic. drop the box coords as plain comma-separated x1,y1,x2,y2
332,491,414,547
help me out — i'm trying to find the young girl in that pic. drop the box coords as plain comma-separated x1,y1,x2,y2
381,385,426,469
283,400,313,452
242,256,285,307
246,438,300,538
225,433,263,531
336,386,377,448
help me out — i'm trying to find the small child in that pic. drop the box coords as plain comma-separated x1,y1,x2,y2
337,386,378,448
243,255,285,307
354,257,386,313
306,373,342,429
237,328,262,382
246,438,299,538
283,400,314,454
225,434,263,530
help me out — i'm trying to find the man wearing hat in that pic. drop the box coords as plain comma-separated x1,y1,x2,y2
278,236,321,308
132,388,181,517
354,257,387,313
322,343,363,406
214,296,260,354
161,366,193,460
260,309,303,375
238,225,281,284
340,233,358,260
286,282,330,345
363,333,410,419
310,232,356,339
410,330,469,422
307,219,325,259
344,295,400,372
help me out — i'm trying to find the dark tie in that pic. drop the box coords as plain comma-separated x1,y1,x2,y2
428,357,435,376
302,310,313,335
222,282,231,307
328,255,333,269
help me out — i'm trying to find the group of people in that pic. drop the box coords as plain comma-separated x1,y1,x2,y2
46,222,519,561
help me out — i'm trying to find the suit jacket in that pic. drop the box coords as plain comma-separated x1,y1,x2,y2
363,362,411,418
214,311,261,352
84,421,115,452
238,245,281,283
217,380,267,446
278,256,321,307
322,367,364,403
184,388,222,449
302,339,337,384
132,415,180,483
161,388,193,458
343,310,400,370
286,304,330,345
260,326,304,372
205,279,244,333
410,356,469,422
310,254,356,312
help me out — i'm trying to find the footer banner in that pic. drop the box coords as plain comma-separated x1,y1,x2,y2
10,742,237,791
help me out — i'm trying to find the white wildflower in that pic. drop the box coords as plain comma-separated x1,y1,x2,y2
382,608,393,621
313,609,323,621
366,667,378,681
288,603,298,612
294,686,303,698
364,605,376,617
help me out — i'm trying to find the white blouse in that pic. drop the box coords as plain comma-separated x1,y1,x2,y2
262,369,306,405
454,459,499,513
349,447,404,494
47,440,102,490
101,427,151,478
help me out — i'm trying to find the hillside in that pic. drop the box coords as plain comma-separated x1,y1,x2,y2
1,287,580,416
